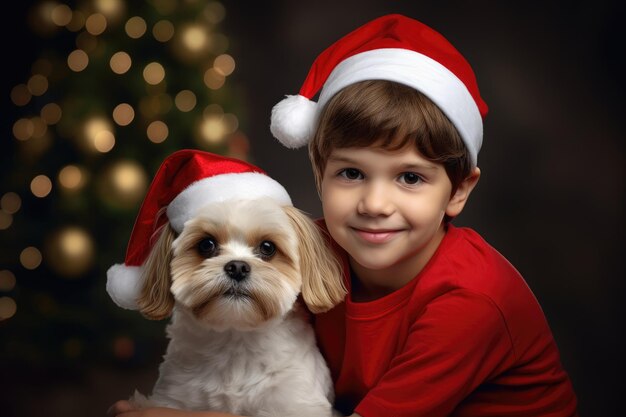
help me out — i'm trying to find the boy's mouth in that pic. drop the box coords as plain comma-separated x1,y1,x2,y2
351,227,401,244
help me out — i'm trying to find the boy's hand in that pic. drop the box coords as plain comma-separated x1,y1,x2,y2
107,400,242,417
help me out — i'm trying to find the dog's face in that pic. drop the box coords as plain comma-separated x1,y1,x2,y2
137,197,346,330
170,198,301,330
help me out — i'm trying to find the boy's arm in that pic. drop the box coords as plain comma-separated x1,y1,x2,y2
353,289,512,417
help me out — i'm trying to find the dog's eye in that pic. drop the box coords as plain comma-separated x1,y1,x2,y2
259,241,276,258
198,237,218,257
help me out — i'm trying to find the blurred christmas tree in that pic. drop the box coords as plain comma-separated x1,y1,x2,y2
0,0,250,369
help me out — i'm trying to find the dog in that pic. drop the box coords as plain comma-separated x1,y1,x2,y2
128,197,346,417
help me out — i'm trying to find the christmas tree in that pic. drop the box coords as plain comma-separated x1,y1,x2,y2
1,0,249,370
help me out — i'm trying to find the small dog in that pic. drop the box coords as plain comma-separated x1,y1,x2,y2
130,197,345,417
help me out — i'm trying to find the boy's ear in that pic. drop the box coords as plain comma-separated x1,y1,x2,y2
445,167,481,218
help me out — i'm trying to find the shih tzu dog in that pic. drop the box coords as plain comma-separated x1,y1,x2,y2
107,151,346,417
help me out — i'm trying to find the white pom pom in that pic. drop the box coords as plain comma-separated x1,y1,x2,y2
270,95,318,148
106,264,143,310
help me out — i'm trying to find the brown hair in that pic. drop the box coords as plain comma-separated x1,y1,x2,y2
309,80,472,195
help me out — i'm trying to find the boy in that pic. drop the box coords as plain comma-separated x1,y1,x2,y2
109,14,578,417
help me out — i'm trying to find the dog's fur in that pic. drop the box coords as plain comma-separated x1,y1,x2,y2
131,198,346,417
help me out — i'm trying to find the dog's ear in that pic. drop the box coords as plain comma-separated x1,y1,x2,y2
283,206,346,313
136,223,176,320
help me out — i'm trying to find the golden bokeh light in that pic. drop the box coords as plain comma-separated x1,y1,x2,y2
31,175,53,198
153,20,175,42
30,117,48,139
11,84,32,106
175,90,196,112
66,10,86,32
213,54,235,76
125,16,147,39
181,25,209,52
58,165,86,191
222,113,239,134
199,115,226,144
143,62,165,85
0,212,12,230
51,4,73,26
67,49,89,72
96,0,125,21
12,118,35,141
85,13,107,35
41,103,63,125
1,192,22,214
45,227,95,277
27,74,49,96
0,270,16,292
110,51,132,74
94,131,116,153
0,297,17,320
147,121,168,143
203,68,225,90
113,103,135,126
99,161,148,208
83,117,115,153
204,1,226,24
20,247,43,270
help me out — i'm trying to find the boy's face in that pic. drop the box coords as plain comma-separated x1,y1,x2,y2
320,143,464,287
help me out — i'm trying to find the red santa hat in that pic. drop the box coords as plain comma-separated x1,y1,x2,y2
106,149,292,310
270,14,488,166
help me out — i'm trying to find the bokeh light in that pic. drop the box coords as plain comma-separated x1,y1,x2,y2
0,297,17,320
153,20,175,42
83,116,115,153
203,68,225,90
99,161,148,208
1,192,22,214
85,13,107,35
125,16,147,39
175,90,196,112
10,84,31,107
58,165,87,192
45,227,95,277
147,121,168,143
143,62,165,85
113,103,135,126
67,49,89,72
0,212,12,230
51,4,73,27
41,103,63,125
213,54,235,76
20,247,42,270
110,51,132,74
0,270,16,292
31,175,52,198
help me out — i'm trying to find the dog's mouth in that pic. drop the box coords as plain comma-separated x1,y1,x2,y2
223,286,252,299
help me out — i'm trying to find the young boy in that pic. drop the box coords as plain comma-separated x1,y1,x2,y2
109,14,578,417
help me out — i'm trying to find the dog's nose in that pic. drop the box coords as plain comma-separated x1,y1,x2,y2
224,260,251,282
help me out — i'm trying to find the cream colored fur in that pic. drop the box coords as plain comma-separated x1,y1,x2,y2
130,198,346,417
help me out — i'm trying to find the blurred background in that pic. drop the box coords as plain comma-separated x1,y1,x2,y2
0,1,622,416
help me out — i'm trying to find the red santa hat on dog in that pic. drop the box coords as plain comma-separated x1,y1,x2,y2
270,14,488,166
106,150,292,310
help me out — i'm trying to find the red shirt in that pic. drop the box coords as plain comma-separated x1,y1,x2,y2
315,223,578,417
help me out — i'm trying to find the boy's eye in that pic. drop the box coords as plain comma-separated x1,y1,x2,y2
399,172,422,185
339,168,363,180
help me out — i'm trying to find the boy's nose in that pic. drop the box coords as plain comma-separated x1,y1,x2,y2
357,182,394,217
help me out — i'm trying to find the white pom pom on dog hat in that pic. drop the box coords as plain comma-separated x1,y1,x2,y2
269,13,488,167
106,150,292,310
